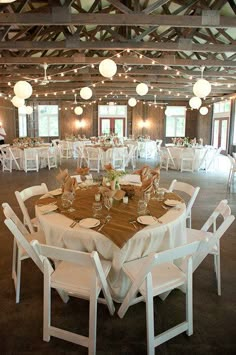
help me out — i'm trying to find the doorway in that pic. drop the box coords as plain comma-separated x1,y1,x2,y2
212,117,229,150
99,117,125,136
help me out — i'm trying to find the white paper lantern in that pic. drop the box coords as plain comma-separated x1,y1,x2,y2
189,96,202,109
193,79,211,98
128,97,137,107
26,106,33,115
74,106,83,115
99,58,117,78
80,87,92,100
136,83,148,96
199,106,208,115
11,96,25,108
14,81,33,99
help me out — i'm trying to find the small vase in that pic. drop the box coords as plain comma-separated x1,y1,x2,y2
110,179,116,191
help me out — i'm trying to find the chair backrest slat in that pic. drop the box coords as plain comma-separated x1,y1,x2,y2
4,218,43,272
2,202,29,236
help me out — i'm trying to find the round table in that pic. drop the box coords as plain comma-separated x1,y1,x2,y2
36,186,187,302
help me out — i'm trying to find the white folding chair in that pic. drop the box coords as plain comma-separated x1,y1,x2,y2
156,139,162,152
160,147,176,171
85,147,101,173
59,140,73,159
111,147,126,170
0,146,21,172
125,144,137,170
47,146,57,170
118,241,200,355
15,183,48,233
76,143,88,168
180,148,196,172
186,200,235,296
205,147,223,172
2,203,46,303
31,241,115,354
23,148,39,172
168,179,200,228
227,154,236,190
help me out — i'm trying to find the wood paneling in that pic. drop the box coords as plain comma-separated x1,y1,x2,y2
197,107,213,145
0,98,16,143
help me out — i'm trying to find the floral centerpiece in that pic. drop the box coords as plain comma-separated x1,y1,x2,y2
172,137,190,147
103,163,126,190
13,137,44,147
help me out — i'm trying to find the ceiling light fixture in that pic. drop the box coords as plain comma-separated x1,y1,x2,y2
193,66,211,98
99,58,117,78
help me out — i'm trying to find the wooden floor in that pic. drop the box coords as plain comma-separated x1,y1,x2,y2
0,157,235,354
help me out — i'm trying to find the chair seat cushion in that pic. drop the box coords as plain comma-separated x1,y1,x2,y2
51,259,112,298
123,259,186,298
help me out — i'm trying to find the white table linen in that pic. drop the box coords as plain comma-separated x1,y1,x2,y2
36,202,186,302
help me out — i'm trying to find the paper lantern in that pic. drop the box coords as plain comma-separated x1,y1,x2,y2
80,87,92,100
26,106,33,115
199,106,208,115
189,96,202,109
14,81,33,99
74,106,83,115
193,79,211,98
99,58,117,78
11,96,25,108
136,83,148,96
128,98,137,107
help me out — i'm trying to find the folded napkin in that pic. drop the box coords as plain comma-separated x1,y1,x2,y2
63,176,78,193
56,168,69,184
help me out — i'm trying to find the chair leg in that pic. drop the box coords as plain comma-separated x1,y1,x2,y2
186,266,193,336
43,267,51,342
88,292,97,355
215,251,221,296
12,238,17,280
15,249,22,303
145,276,154,355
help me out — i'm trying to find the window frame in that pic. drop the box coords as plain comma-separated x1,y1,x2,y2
165,106,186,137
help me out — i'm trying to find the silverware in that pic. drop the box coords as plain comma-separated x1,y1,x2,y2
97,219,108,232
129,221,137,229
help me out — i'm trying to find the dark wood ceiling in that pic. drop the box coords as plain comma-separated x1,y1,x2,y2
0,0,235,106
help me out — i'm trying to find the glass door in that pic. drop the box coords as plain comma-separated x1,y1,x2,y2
99,117,125,136
213,118,229,150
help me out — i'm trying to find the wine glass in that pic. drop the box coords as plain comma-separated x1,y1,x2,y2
151,179,160,200
104,196,113,220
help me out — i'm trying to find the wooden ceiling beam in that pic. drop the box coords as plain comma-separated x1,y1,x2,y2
0,13,235,28
0,55,235,67
0,40,235,53
142,0,170,14
106,0,133,14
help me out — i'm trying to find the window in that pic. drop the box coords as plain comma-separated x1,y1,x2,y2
165,106,186,137
38,105,59,137
18,107,27,137
98,105,127,117
213,100,230,114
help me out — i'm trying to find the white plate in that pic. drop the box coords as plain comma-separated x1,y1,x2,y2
137,216,159,225
39,204,58,214
164,199,181,207
49,188,62,196
79,218,100,229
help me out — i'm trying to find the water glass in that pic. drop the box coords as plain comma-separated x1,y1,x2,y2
137,199,148,216
92,202,102,217
61,191,74,209
156,188,165,201
104,196,113,220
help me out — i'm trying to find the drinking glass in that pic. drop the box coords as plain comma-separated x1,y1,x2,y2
104,196,113,220
61,191,75,211
137,199,148,216
156,188,165,201
92,202,102,218
151,179,160,200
